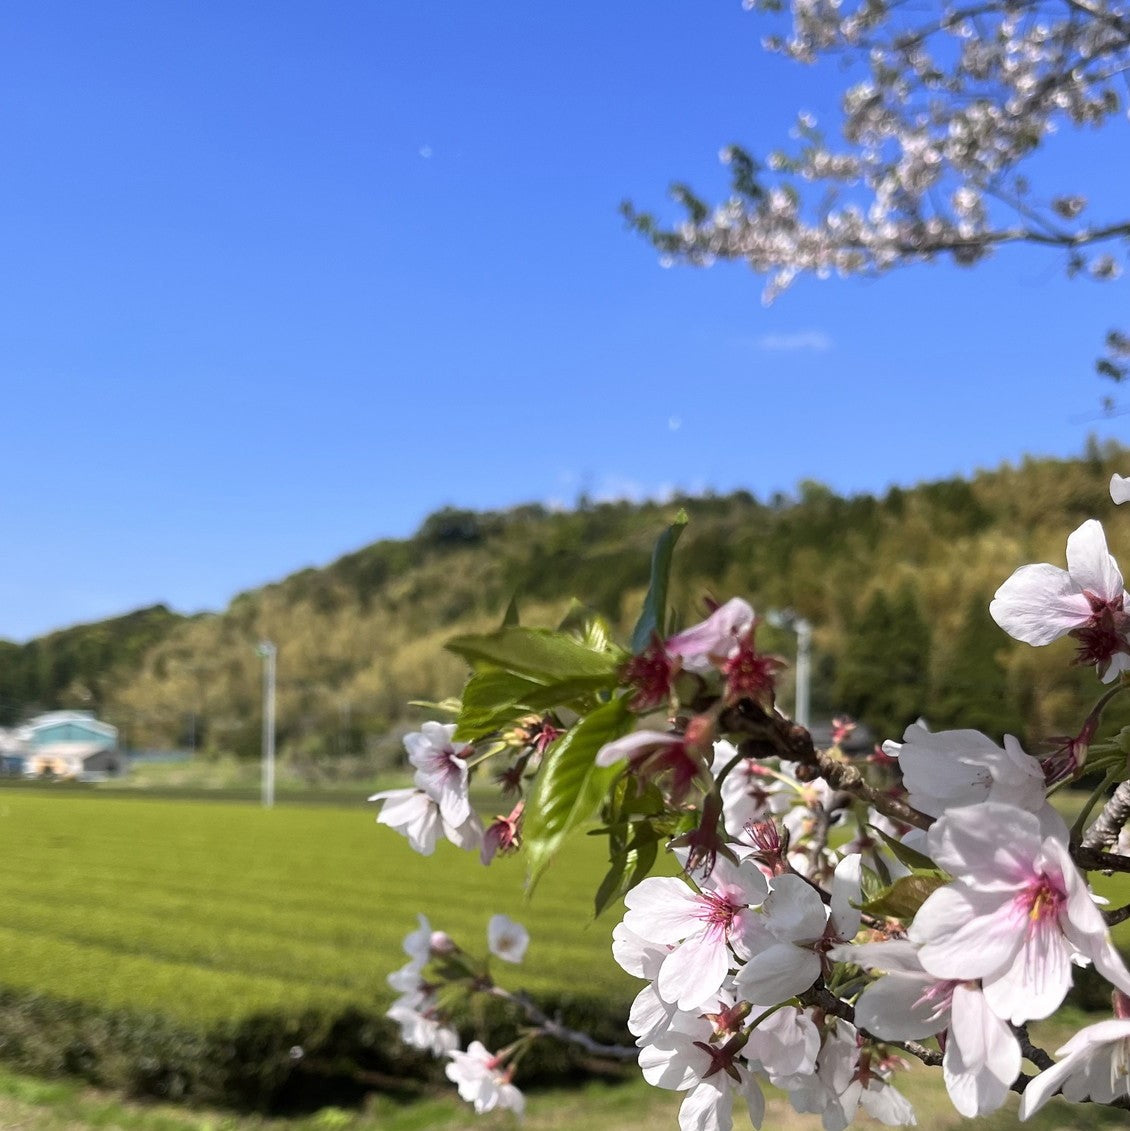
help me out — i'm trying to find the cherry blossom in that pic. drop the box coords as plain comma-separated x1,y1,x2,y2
711,743,793,837
734,873,829,1006
405,721,474,827
445,1041,525,1117
990,520,1130,682
368,786,482,855
909,802,1130,1023
777,1018,915,1131
882,723,1047,818
1019,1015,1130,1117
637,1002,766,1131
622,857,769,1011
834,939,1020,1116
665,598,755,673
1111,475,1130,506
487,914,529,964
596,719,715,805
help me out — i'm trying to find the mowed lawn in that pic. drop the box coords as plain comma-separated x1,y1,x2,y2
0,791,638,1025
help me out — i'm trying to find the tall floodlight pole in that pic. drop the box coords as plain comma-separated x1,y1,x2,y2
794,618,812,729
766,611,813,728
257,641,277,808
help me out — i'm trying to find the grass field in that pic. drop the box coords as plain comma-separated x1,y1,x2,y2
1,785,1128,1128
0,789,640,1024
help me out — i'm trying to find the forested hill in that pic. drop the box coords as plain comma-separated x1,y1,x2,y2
4,445,1129,765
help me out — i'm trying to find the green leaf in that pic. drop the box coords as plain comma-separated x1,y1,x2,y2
446,626,622,684
454,670,542,741
861,872,948,921
500,594,521,629
593,824,661,917
630,511,689,654
872,826,942,874
858,864,885,905
454,668,619,742
524,696,634,890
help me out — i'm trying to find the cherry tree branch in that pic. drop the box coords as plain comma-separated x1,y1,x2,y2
485,986,638,1061
1081,778,1130,850
723,704,934,831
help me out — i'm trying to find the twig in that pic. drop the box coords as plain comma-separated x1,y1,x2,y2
724,704,933,831
1104,901,1130,926
487,987,638,1061
798,983,942,1068
1072,844,1130,874
1012,1023,1054,1071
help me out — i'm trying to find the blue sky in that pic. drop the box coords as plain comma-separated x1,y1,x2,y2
1,1,1126,641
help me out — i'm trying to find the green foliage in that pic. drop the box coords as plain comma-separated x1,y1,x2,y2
630,510,687,652
4,447,1130,757
524,697,635,887
835,583,932,740
0,792,638,1109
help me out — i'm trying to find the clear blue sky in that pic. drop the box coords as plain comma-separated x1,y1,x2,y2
1,1,1126,641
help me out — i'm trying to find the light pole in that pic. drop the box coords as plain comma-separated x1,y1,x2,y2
257,641,277,808
766,611,812,729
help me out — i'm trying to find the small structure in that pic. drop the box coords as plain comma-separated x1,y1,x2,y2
0,729,25,776
19,711,122,781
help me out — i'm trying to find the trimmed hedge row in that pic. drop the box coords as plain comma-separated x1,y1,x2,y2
0,986,633,1113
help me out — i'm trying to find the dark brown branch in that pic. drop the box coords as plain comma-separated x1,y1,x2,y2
799,983,943,1067
1104,902,1130,926
1073,844,1130,873
1012,1023,1055,1071
724,703,934,832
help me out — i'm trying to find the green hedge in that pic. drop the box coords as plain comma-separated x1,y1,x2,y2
0,986,633,1113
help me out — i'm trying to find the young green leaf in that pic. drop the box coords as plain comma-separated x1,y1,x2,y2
860,872,948,921
630,511,689,654
524,696,634,889
446,626,622,684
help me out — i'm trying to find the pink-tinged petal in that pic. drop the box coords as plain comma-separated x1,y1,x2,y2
831,939,925,976
666,598,755,661
981,917,1072,1023
741,1071,766,1130
854,972,948,1041
990,563,1090,645
639,1029,702,1090
443,810,482,851
1111,474,1130,505
624,876,702,944
659,932,730,1012
706,855,770,907
1017,1055,1079,1120
745,1006,820,1078
734,941,820,1005
911,886,1021,982
943,983,1020,1116
1066,520,1124,602
830,854,862,940
678,1078,734,1131
859,1079,916,1127
1089,937,1130,999
596,730,679,767
762,874,829,941
1102,651,1130,683
613,921,668,980
628,983,677,1043
1055,1018,1130,1059
925,802,1039,889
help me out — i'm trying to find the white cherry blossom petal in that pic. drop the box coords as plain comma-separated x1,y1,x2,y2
1065,519,1124,602
990,563,1091,645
